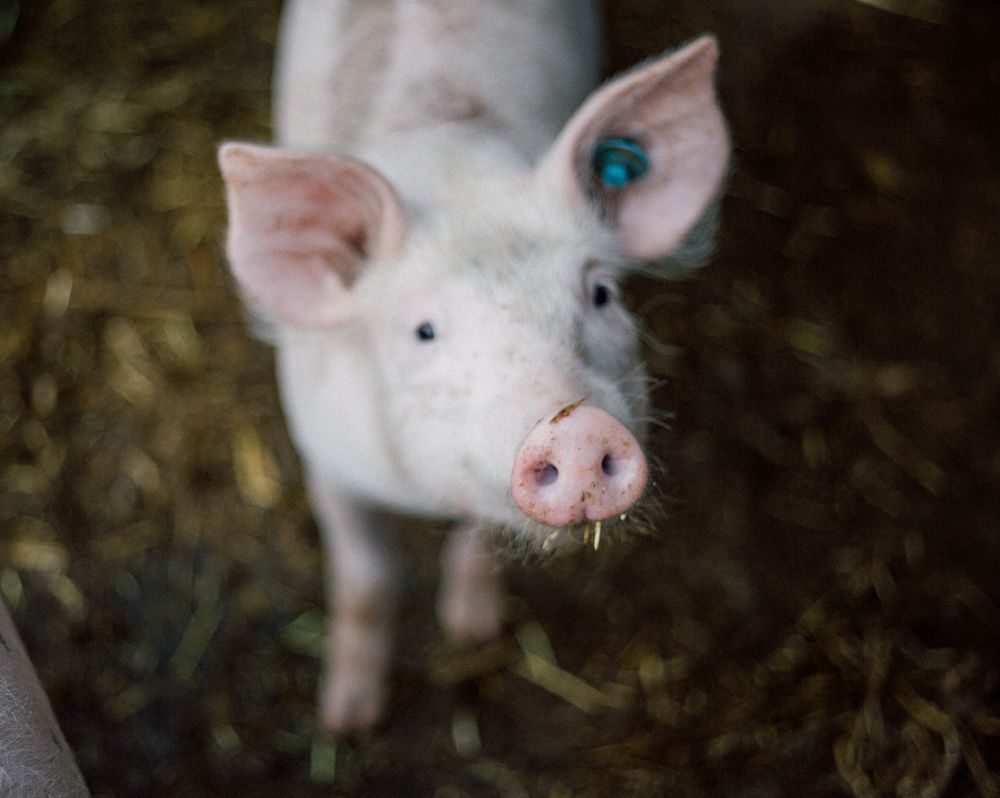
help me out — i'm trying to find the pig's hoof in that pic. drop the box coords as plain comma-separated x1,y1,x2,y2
319,672,385,734
438,584,503,642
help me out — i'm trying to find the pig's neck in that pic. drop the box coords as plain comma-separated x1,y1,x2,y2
354,2,597,148
274,0,600,199
354,38,576,203
360,124,527,209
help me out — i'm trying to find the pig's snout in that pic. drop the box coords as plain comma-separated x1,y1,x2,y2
511,404,648,527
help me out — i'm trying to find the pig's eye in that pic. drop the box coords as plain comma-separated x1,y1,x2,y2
591,283,612,308
415,321,436,342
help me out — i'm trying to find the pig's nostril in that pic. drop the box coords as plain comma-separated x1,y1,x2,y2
601,454,616,477
535,463,559,487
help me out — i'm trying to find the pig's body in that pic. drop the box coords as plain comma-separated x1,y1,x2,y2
220,0,729,732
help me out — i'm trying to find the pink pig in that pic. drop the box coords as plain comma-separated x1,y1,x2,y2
219,0,728,733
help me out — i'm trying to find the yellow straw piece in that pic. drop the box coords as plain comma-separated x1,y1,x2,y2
542,529,561,551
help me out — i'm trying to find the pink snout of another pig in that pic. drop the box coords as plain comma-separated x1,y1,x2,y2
511,404,648,527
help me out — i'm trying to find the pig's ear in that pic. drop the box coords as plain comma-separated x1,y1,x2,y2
539,36,729,262
218,142,406,327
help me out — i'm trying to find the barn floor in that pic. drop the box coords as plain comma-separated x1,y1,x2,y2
1,1,998,795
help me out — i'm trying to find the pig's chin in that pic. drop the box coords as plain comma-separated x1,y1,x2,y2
493,512,588,555
433,490,522,529
443,492,572,548
426,483,550,534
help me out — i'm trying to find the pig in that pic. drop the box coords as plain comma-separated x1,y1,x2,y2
218,0,728,733
0,600,90,797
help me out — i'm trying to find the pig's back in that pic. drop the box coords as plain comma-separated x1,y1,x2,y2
273,0,601,159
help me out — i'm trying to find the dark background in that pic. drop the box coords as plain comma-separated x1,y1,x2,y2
1,0,998,795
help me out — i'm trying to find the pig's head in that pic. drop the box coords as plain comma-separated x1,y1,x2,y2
219,37,728,540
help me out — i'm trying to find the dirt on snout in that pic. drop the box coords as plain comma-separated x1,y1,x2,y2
1,1,999,796
549,399,586,425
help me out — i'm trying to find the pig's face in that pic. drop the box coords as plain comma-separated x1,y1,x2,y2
219,36,729,537
359,179,648,528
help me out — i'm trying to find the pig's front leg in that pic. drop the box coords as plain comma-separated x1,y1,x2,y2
438,523,504,642
307,478,396,733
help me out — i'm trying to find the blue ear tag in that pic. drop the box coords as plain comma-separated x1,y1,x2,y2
592,138,650,190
